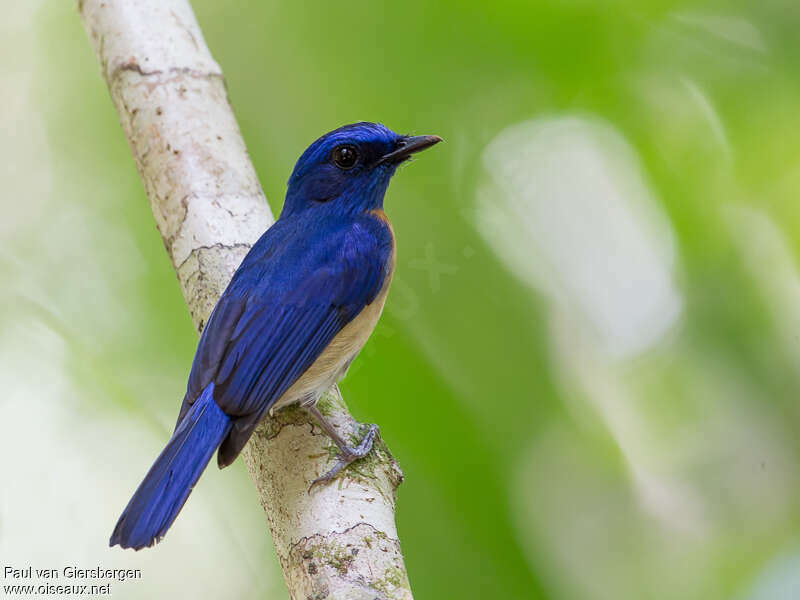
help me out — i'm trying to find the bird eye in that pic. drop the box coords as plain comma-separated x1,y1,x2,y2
331,144,359,170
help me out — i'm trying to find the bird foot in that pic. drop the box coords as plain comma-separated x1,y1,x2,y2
308,423,379,492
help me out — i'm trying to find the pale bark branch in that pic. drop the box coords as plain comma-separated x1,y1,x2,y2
78,2,412,598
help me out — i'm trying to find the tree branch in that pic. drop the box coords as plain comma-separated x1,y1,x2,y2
78,2,412,598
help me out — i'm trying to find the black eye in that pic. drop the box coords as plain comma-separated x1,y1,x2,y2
331,144,359,170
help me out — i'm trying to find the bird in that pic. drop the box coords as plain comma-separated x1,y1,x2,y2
109,122,441,550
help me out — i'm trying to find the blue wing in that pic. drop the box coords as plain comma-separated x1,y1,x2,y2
178,213,393,467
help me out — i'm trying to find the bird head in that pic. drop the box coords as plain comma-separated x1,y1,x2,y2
282,122,441,218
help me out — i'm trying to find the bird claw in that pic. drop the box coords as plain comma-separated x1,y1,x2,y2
308,424,379,493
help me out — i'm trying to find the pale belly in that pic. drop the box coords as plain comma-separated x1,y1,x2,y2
271,275,392,410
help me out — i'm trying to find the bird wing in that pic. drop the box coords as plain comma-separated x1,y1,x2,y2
177,216,392,466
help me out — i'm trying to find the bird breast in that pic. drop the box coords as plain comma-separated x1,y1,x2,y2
274,226,396,409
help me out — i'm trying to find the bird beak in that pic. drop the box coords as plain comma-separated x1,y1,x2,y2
377,135,443,165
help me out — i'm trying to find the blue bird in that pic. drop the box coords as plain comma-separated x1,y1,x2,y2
110,122,441,550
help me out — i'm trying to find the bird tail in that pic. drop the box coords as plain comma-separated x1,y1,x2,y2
109,383,230,550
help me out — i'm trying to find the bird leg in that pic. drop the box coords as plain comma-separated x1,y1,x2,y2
306,403,379,491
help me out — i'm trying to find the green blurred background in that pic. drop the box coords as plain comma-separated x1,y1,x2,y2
2,1,800,599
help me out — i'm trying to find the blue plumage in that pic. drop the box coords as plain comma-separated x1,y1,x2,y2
110,383,230,549
110,122,441,550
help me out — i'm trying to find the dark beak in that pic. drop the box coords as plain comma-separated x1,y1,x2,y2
377,135,443,165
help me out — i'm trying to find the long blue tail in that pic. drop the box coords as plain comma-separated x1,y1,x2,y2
110,383,231,550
